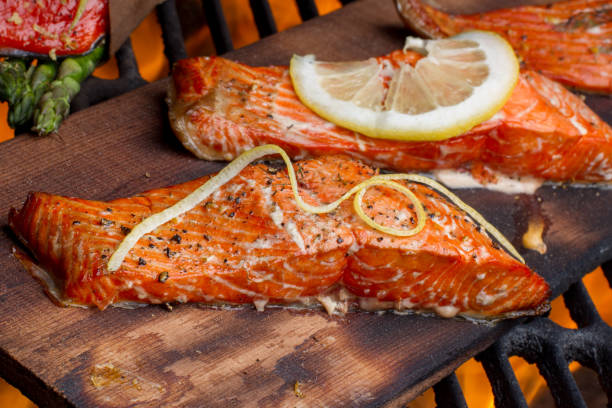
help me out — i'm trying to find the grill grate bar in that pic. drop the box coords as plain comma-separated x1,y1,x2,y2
467,274,612,408
598,340,612,404
201,0,234,54
603,260,612,288
250,0,278,38
432,373,468,408
114,38,144,78
563,278,612,404
199,1,336,54
562,280,601,328
536,346,588,408
73,38,147,112
157,0,188,66
477,342,529,408
296,0,319,21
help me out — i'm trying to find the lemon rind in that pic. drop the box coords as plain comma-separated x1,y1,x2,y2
290,31,519,142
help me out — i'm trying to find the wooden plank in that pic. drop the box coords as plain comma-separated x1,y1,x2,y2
1,0,611,407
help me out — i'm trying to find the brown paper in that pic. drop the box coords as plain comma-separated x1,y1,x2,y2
109,0,165,54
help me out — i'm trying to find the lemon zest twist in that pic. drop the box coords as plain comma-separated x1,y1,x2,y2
107,145,523,272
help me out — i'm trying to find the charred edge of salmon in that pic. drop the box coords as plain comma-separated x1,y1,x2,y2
394,0,446,38
167,57,238,161
8,200,73,307
0,35,107,61
11,246,80,308
167,78,228,162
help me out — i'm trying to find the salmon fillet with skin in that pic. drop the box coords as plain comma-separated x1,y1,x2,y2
167,54,612,183
395,0,612,94
9,155,550,319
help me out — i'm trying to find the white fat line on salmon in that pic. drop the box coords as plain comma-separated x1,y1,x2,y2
234,256,285,270
243,237,274,249
258,274,310,292
350,256,398,274
261,186,306,251
210,275,259,299
476,284,509,307
512,99,539,120
292,269,341,283
107,145,524,272
569,115,588,136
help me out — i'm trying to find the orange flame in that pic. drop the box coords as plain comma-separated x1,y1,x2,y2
0,103,14,142
93,12,168,82
408,267,611,407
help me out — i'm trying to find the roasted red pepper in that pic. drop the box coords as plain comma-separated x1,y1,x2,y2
0,0,108,58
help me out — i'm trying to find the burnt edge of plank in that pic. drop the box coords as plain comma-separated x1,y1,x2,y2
0,347,75,408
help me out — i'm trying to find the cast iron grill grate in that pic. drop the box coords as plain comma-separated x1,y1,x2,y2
71,2,612,407
73,0,356,112
433,263,612,408
73,0,185,112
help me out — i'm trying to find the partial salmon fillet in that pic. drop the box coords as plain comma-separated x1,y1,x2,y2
0,0,108,58
9,155,550,319
167,54,612,183
395,0,612,94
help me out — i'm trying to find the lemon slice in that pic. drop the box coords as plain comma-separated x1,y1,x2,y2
289,31,519,141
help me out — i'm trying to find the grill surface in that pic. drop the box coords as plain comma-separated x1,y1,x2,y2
431,267,612,408
73,0,355,109
27,1,612,406
476,273,612,408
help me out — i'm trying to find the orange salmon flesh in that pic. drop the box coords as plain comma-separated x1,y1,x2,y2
10,155,550,319
167,53,612,183
395,0,612,94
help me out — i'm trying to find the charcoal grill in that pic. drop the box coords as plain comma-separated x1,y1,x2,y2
5,0,612,406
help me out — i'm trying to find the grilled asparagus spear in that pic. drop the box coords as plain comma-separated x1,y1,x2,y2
8,62,57,128
0,59,30,106
33,44,104,135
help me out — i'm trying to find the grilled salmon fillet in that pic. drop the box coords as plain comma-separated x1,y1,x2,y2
9,155,550,319
167,54,612,183
395,0,611,94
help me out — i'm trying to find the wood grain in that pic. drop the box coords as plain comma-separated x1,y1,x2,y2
1,0,611,407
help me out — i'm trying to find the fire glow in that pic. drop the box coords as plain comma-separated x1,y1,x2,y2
409,267,611,407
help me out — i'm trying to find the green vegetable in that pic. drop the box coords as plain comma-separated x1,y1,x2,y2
33,44,104,135
8,62,57,128
0,59,30,106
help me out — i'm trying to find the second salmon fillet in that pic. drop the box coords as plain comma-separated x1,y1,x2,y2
167,53,612,183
